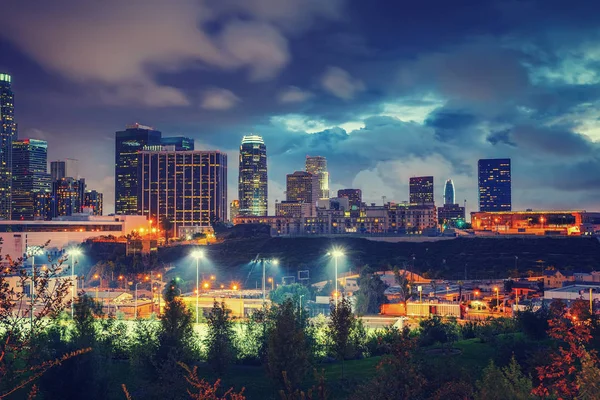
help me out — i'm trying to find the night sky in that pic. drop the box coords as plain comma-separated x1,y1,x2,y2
2,0,600,215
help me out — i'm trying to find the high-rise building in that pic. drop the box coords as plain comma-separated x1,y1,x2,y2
285,171,319,216
50,161,66,181
115,123,162,215
0,73,17,219
11,139,51,220
409,176,434,205
160,136,194,151
230,200,239,221
34,191,54,220
305,155,329,199
337,189,362,210
444,179,455,205
83,190,103,215
478,158,511,212
139,149,227,235
52,177,86,217
238,135,267,216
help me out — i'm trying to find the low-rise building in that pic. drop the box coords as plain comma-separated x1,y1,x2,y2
544,284,600,302
543,270,575,288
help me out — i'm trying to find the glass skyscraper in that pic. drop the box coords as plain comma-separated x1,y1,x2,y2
12,139,51,220
409,176,434,205
478,158,511,212
238,135,268,216
444,179,455,205
52,177,86,217
115,123,162,215
0,73,17,219
305,155,329,199
286,171,319,216
139,149,227,233
83,190,103,215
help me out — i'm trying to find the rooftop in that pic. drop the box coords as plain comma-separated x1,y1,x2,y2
545,284,600,293
241,135,264,145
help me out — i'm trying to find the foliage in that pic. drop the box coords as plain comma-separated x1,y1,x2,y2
354,269,388,315
475,357,533,400
279,370,328,400
419,316,459,351
516,306,550,340
270,283,311,305
328,297,355,378
430,380,474,400
267,299,311,388
205,300,236,374
179,362,246,400
575,351,600,400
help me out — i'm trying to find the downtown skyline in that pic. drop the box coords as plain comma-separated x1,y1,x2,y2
2,1,600,216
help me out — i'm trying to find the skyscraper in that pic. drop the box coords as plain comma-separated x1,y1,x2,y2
337,189,362,210
11,139,51,220
305,155,329,199
0,73,17,219
52,177,86,217
83,190,103,215
50,161,66,181
115,123,161,215
286,171,319,216
160,136,194,151
238,135,267,216
230,200,239,221
478,158,512,212
409,176,434,205
444,179,455,205
139,149,227,234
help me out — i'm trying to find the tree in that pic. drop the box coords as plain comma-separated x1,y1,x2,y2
267,299,311,388
354,269,388,315
270,283,310,305
419,316,458,352
575,351,600,400
476,357,533,400
205,300,236,374
392,267,410,302
161,218,174,244
328,296,355,378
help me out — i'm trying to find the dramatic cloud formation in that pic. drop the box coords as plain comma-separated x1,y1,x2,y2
3,0,600,215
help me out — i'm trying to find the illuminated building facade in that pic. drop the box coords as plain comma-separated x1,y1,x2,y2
438,204,466,227
286,171,319,216
470,210,600,235
115,124,162,215
0,73,17,219
444,179,455,205
160,136,194,151
11,139,51,220
229,200,239,221
478,158,511,212
138,149,227,234
305,155,329,199
238,135,267,216
52,177,86,217
83,190,103,216
275,201,312,219
337,189,362,210
33,192,54,220
409,176,434,205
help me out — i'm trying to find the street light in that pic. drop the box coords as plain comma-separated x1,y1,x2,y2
494,287,500,313
191,249,205,324
27,245,44,331
255,257,278,305
328,248,345,307
67,248,82,319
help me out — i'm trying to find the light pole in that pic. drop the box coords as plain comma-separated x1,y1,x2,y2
257,258,279,305
134,282,141,319
329,249,345,307
494,287,500,313
192,250,204,324
68,248,82,319
299,294,305,311
27,246,43,331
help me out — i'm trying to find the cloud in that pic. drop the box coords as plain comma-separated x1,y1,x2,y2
200,88,240,110
321,66,365,100
278,86,313,103
511,125,595,156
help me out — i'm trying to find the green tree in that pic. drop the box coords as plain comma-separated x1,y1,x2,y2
205,300,236,374
270,283,310,305
328,296,355,378
267,299,311,388
576,350,600,400
354,269,388,315
476,357,533,400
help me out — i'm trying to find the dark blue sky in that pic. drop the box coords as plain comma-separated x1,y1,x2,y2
2,0,600,215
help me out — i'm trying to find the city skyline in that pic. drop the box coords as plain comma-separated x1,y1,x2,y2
2,2,600,217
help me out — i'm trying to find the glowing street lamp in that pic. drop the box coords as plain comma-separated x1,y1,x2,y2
67,248,82,319
27,245,44,331
328,248,345,307
494,287,500,312
255,257,278,305
191,249,205,324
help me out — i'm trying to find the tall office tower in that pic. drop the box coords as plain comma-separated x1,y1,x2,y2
444,179,455,205
478,158,512,212
33,191,54,220
52,177,86,217
139,149,227,234
160,136,194,151
337,188,362,210
11,139,51,220
0,73,17,219
115,123,162,215
50,161,66,181
238,135,267,216
305,155,329,199
285,171,319,216
409,176,434,205
230,200,240,221
83,189,103,215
